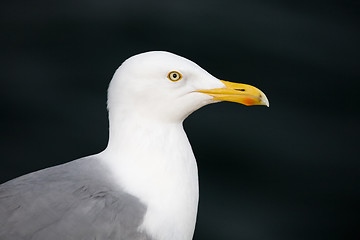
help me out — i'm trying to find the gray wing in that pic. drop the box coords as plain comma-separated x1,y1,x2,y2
0,156,152,240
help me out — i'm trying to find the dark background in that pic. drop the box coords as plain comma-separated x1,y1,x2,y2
1,0,359,239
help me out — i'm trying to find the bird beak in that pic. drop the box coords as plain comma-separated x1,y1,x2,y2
196,80,269,107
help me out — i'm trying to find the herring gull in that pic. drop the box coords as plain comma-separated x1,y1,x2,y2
0,51,269,240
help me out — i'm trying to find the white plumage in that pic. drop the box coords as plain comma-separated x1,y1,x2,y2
102,51,225,239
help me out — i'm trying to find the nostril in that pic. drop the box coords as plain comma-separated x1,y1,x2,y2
235,89,246,92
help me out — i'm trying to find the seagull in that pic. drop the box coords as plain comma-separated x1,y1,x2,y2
0,51,269,240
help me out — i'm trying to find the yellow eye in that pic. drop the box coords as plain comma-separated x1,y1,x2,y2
167,71,182,82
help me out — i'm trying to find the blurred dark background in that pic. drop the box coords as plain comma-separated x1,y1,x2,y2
1,0,359,239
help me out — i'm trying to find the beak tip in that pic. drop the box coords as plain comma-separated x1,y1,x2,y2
261,94,270,107
265,100,270,107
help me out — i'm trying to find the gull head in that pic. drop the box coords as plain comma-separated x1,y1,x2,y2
108,51,269,123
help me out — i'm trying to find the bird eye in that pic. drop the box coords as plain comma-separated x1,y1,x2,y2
167,71,182,82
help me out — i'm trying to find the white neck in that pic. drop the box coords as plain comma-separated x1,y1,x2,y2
101,113,199,240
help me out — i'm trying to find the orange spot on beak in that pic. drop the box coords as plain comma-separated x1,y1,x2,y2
243,98,256,106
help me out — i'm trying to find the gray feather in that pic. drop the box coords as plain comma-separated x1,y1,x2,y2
0,156,152,240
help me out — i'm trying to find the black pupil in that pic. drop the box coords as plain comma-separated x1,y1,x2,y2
172,73,178,78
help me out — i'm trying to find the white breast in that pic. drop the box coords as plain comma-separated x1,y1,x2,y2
101,119,199,240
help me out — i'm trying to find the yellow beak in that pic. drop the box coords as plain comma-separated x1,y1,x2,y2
196,80,269,107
